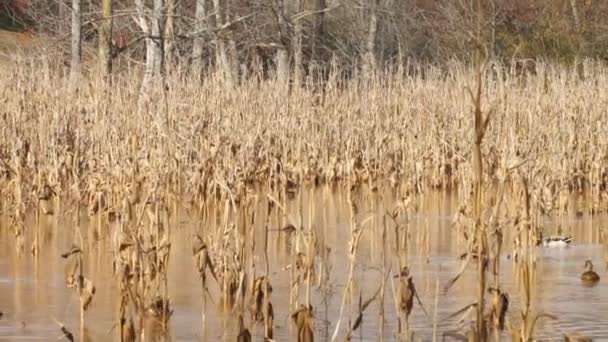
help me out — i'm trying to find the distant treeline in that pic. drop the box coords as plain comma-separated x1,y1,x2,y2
2,0,607,72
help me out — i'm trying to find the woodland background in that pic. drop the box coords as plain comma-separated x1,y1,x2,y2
1,0,606,81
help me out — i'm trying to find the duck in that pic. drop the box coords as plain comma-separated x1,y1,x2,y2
581,259,600,286
540,235,572,248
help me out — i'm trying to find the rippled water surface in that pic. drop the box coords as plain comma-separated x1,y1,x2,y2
0,190,607,341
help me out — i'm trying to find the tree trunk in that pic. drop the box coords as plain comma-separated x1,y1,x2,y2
98,0,113,79
225,0,239,83
165,0,176,69
228,36,239,84
312,0,325,61
58,0,68,41
273,0,289,82
212,0,234,86
136,0,150,79
292,0,304,87
135,0,164,109
69,0,82,92
136,0,152,108
569,0,580,32
274,0,287,44
276,47,289,85
151,0,165,75
192,0,207,76
364,0,379,73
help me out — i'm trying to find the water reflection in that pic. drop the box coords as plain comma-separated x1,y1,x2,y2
0,189,607,341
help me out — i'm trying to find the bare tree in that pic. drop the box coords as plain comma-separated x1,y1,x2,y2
292,0,304,86
58,0,69,39
312,0,326,60
165,0,177,68
192,0,208,76
569,0,580,32
225,1,238,84
135,0,165,108
69,0,82,92
151,0,165,75
364,0,380,70
98,0,113,78
212,0,234,86
273,0,288,45
273,0,290,83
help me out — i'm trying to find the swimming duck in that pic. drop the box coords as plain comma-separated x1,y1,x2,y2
540,235,572,248
581,260,600,286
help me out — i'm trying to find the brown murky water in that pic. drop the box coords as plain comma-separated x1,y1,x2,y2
1,189,607,341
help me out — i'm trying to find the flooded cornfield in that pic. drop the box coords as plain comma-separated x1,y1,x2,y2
1,59,608,341
1,188,606,341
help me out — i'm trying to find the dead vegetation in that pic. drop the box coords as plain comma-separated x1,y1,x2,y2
0,57,606,341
